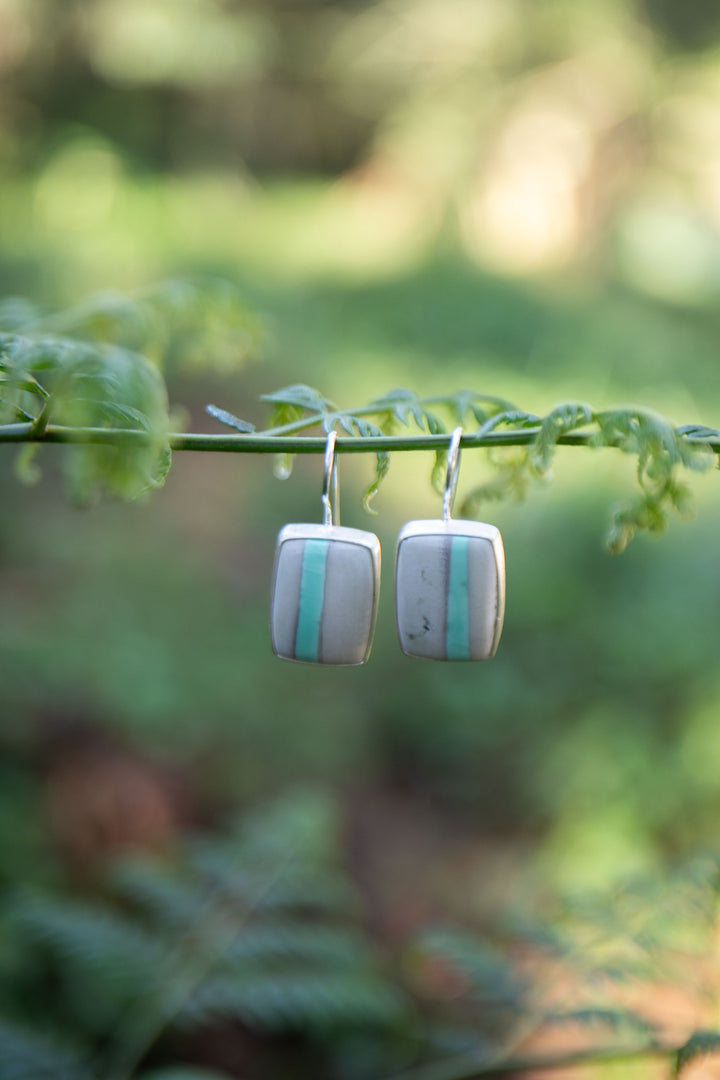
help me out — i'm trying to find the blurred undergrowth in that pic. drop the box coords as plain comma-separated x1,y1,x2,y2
4,1,720,1076
4,790,720,1079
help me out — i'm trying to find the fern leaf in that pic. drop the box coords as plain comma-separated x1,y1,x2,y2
188,847,359,915
531,402,594,473
224,922,371,969
675,1030,720,1075
260,385,335,415
0,1019,89,1080
205,404,255,433
0,333,172,501
677,423,720,440
15,894,166,985
362,450,390,513
0,296,43,332
414,930,525,1006
110,859,214,930
182,972,407,1032
476,409,540,436
368,389,418,426
542,1008,655,1034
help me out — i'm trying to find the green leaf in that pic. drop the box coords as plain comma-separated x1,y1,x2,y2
675,1030,720,1075
362,450,391,514
0,296,43,332
0,369,50,398
261,384,335,414
181,971,407,1032
356,418,382,438
677,423,720,440
431,448,446,495
414,929,526,1007
543,1008,655,1034
531,402,594,473
1,332,172,501
0,1018,89,1080
14,444,42,486
15,893,166,987
224,922,371,969
205,403,255,433
110,859,215,930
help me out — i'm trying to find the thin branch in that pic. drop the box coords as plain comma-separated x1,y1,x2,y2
0,422,717,455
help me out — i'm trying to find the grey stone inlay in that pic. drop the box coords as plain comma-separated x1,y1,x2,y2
467,537,501,660
320,541,376,664
271,538,304,659
396,535,450,659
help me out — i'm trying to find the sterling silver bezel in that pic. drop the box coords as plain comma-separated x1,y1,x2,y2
270,523,381,666
394,519,506,661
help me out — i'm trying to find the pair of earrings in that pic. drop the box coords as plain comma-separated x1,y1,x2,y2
270,428,506,665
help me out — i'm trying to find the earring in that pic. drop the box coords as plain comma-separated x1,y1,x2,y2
395,427,505,661
270,430,381,665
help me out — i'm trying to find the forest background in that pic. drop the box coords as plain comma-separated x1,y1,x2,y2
3,1,720,1077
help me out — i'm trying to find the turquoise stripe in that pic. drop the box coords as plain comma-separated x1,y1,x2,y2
295,539,329,662
446,535,471,660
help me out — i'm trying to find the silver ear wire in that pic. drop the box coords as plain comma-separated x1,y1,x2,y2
395,424,506,661
321,429,339,526
270,426,380,665
442,426,463,522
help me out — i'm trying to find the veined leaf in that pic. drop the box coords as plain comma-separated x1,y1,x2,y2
363,450,390,514
15,894,166,985
223,921,371,969
531,402,594,473
542,1008,655,1034
261,384,336,414
413,929,525,1007
181,971,407,1032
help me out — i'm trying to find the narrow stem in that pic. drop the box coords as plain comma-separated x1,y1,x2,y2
0,423,717,455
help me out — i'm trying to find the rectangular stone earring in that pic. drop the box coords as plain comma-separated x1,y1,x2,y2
270,431,381,665
395,427,505,660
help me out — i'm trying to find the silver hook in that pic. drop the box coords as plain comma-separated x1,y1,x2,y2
321,429,339,526
442,426,463,522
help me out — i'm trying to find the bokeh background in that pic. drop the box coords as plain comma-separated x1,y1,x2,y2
3,1,720,1077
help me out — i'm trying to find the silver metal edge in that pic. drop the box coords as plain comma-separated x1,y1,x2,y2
277,523,380,553
396,519,501,544
489,530,506,658
394,521,505,661
271,524,381,666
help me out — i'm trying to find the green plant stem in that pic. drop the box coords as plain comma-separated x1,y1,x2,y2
387,1038,677,1080
0,422,718,455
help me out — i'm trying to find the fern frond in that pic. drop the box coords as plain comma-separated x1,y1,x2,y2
15,894,166,986
414,929,526,1007
187,846,359,915
0,1018,90,1080
110,859,214,931
181,971,407,1032
542,1008,655,1034
675,1030,720,1076
223,921,372,969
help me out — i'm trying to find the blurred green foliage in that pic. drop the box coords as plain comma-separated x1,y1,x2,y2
2,0,720,1075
